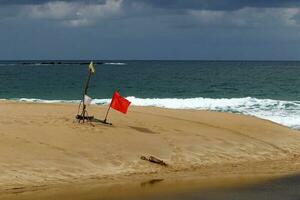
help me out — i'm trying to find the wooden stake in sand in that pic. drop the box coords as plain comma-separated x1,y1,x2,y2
76,61,96,123
141,155,168,167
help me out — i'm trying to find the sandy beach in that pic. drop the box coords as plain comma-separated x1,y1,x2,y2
1,101,300,199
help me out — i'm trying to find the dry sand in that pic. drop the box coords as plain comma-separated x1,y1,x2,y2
1,101,300,199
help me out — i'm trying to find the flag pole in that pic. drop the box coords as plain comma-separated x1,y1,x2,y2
103,90,118,125
81,70,92,123
103,103,111,123
100,90,130,126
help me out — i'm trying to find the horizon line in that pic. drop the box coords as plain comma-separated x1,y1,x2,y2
1,59,300,62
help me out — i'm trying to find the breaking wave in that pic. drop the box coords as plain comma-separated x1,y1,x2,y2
9,98,80,104
104,62,126,65
4,97,300,129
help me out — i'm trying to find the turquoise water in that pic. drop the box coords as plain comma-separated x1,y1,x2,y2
1,60,300,128
1,60,300,100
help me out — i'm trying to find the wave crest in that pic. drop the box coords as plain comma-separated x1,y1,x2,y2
104,62,126,65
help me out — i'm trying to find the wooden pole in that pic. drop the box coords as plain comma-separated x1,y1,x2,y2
79,70,92,123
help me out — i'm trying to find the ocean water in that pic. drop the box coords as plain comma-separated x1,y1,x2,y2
1,60,300,128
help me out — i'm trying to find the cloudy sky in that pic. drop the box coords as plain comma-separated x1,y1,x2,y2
1,0,300,60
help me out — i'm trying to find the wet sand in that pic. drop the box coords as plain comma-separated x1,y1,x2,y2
1,101,300,199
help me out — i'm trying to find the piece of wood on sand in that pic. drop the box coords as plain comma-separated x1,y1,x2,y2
140,155,168,167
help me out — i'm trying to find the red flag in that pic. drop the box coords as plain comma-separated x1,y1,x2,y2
110,91,131,114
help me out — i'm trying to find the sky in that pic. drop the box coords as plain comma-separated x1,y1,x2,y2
1,0,300,60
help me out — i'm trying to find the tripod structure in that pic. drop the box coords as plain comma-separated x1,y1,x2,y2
76,62,95,123
75,61,113,126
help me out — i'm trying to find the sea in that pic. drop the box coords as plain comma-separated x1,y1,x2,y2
1,60,300,129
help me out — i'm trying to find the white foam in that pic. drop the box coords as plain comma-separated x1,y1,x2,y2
12,98,80,104
4,97,300,129
104,62,126,65
95,96,300,129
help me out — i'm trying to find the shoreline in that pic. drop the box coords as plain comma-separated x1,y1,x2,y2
1,101,300,199
1,97,299,130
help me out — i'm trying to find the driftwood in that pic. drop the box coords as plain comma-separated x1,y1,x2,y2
76,114,94,121
140,155,168,166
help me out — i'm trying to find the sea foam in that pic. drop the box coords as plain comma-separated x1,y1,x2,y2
6,97,300,129
104,62,126,65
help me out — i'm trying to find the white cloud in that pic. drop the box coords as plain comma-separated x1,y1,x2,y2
25,0,123,27
77,0,122,18
187,10,224,24
188,7,300,28
2,1,300,29
65,18,91,27
28,1,76,19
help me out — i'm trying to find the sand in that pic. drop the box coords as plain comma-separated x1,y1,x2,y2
1,101,300,199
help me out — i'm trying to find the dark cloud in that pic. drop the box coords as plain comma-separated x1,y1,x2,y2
1,0,300,10
0,0,106,5
129,0,300,11
0,0,300,60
